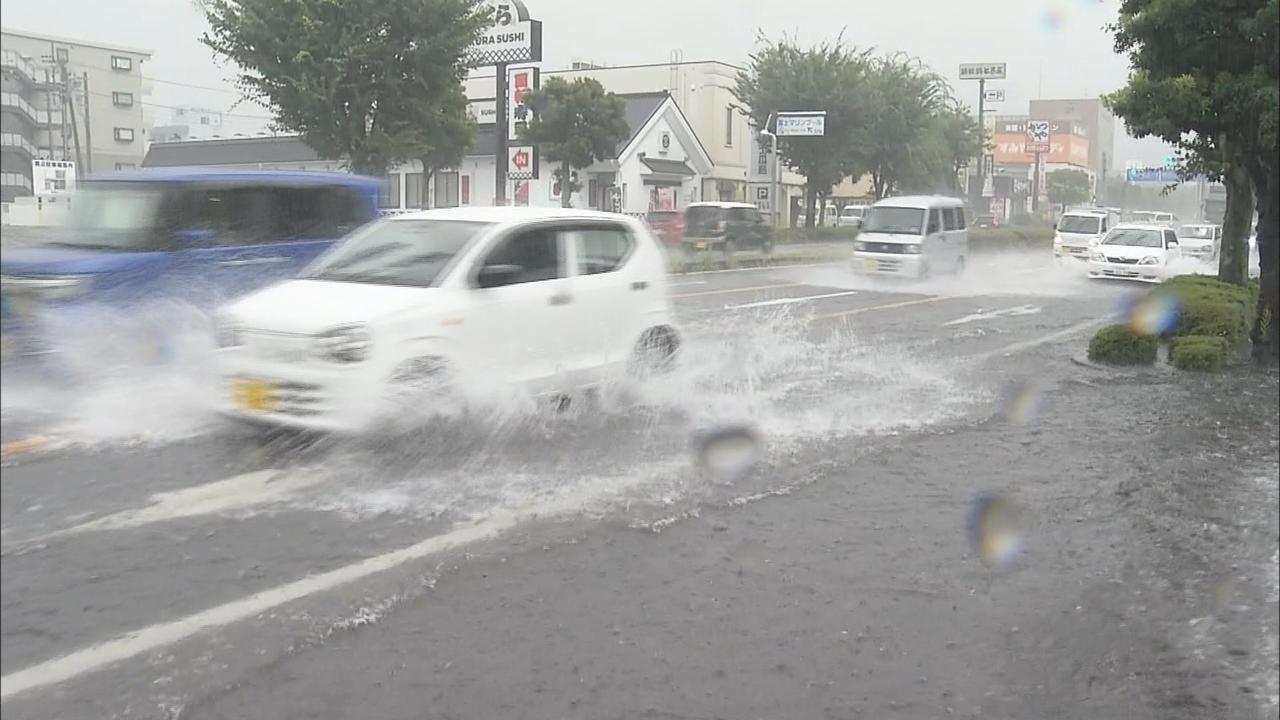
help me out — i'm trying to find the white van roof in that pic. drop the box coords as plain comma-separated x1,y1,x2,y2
871,195,965,209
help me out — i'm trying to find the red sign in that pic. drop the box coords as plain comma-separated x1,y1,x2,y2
512,69,532,105
511,147,530,171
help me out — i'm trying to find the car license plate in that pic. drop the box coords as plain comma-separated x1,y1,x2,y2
231,378,276,412
862,259,879,272
696,241,707,250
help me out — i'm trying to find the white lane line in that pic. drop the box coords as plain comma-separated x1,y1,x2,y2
944,305,1043,326
0,486,629,702
975,319,1106,360
810,295,953,321
2,470,325,551
725,290,859,310
672,282,804,299
669,280,707,287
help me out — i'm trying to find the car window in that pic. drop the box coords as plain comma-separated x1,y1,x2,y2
273,185,371,240
1058,215,1102,234
164,185,275,247
862,206,926,235
303,219,489,287
1164,229,1178,246
942,208,959,231
479,227,565,286
728,207,755,224
573,226,634,275
927,209,942,234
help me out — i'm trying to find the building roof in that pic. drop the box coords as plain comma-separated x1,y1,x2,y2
144,135,324,167
640,157,696,176
91,167,382,190
616,92,670,156
0,27,152,57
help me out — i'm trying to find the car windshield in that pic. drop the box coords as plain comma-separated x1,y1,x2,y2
1058,215,1101,234
1178,226,1214,239
841,207,864,218
303,219,489,287
51,182,164,250
861,206,926,234
1102,228,1164,247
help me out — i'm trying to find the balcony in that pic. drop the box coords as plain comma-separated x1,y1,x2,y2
0,171,34,192
0,133,36,156
1,50,42,85
0,92,64,126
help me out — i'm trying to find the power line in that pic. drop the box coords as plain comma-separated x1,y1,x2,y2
80,88,274,120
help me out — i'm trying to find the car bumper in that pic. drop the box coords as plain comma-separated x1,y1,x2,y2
851,252,924,278
1181,246,1216,260
215,350,389,433
1054,244,1092,260
681,237,726,252
1087,261,1165,282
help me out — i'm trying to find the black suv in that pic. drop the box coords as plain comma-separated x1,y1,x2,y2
681,202,774,256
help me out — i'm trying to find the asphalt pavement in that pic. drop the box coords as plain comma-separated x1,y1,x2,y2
2,251,1277,720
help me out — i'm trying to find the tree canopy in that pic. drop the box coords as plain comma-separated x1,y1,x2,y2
519,77,630,207
202,0,486,176
1047,169,1091,207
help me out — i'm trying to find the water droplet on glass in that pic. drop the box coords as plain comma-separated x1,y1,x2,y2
694,424,761,483
966,492,1025,571
1001,381,1046,425
1123,292,1181,337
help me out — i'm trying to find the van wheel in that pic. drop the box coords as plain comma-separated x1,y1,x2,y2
630,327,680,377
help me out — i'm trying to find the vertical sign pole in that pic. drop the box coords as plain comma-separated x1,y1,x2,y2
1032,151,1042,214
976,78,985,206
495,62,508,206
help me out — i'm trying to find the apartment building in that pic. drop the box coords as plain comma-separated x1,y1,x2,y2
1,28,152,201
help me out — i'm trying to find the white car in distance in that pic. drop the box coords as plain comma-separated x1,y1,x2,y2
1054,210,1111,260
837,205,868,229
1087,224,1183,283
1175,223,1221,262
215,208,679,432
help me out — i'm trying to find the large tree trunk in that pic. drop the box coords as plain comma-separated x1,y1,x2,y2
1218,154,1253,286
419,161,433,209
560,161,572,208
804,185,817,228
1252,159,1279,362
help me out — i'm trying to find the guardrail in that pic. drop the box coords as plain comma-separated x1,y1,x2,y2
0,93,58,125
0,50,42,84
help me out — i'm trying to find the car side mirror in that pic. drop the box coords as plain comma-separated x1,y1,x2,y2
477,263,524,288
1166,239,1179,249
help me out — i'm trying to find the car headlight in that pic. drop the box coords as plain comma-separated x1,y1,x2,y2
1139,256,1160,265
315,325,370,363
1090,252,1107,262
215,318,241,348
1053,235,1062,245
1088,238,1101,247
902,245,922,255
853,241,868,251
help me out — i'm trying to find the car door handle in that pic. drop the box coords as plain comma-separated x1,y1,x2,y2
548,293,573,306
218,256,287,267
631,281,648,291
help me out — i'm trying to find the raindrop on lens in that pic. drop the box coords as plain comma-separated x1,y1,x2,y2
966,492,1025,570
1122,292,1181,337
1001,381,1045,425
694,425,761,483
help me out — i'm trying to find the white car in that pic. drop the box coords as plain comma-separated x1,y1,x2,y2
837,205,868,229
1176,223,1222,262
1087,224,1183,283
215,208,679,432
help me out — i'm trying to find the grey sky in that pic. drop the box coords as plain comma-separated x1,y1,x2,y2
2,0,1172,163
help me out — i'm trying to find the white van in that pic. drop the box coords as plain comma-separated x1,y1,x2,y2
837,204,869,229
851,196,968,278
1054,210,1112,260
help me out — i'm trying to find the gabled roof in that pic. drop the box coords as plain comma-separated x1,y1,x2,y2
613,92,713,173
144,136,324,167
616,92,670,156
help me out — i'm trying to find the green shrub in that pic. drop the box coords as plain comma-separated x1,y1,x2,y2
1169,335,1230,372
1159,275,1254,346
1088,324,1159,365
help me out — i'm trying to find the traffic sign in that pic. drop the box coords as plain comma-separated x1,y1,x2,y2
1025,120,1051,153
983,88,1005,103
776,112,826,137
959,63,1007,80
507,144,537,179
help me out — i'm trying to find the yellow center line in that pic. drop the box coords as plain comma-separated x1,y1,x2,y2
672,282,805,299
810,295,955,322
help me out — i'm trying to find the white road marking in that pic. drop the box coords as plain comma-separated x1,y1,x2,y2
0,481,642,701
975,319,1106,360
672,282,804,299
669,280,707,287
811,295,952,321
944,305,1043,326
676,261,832,277
724,290,859,310
4,470,325,550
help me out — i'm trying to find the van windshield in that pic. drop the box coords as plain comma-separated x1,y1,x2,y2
862,206,926,235
1058,215,1101,234
51,182,164,250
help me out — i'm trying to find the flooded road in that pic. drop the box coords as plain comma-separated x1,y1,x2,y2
2,252,1276,719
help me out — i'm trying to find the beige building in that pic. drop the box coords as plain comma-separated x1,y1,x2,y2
1,28,152,201
1028,98,1115,177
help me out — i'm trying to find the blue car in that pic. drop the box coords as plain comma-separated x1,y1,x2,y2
1,168,381,365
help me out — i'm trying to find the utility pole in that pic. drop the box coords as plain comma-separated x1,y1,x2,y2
494,63,508,206
976,77,985,207
59,57,82,173
81,72,92,174
1031,151,1042,214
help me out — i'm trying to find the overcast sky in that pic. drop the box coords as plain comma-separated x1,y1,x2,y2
2,0,1172,163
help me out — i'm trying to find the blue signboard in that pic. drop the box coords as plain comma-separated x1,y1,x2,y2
1125,167,1180,183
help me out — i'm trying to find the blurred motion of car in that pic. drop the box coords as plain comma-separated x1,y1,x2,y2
1,168,380,363
216,207,679,432
644,209,684,246
1087,224,1182,283
1054,209,1113,260
972,214,1000,229
681,202,774,256
1176,223,1222,262
1126,210,1177,227
851,195,969,279
836,204,868,230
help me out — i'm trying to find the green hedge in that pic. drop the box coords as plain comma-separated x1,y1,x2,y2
776,226,858,243
1169,335,1230,372
1088,324,1159,365
1160,275,1257,347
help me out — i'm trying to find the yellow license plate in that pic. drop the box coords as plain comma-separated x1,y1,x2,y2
231,378,276,412
863,259,879,272
696,241,707,250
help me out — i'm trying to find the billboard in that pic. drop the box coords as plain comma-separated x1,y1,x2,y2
959,63,1007,80
508,66,539,140
32,159,75,196
468,0,543,66
992,119,1089,166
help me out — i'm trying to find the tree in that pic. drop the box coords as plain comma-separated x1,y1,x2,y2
519,78,629,208
1106,0,1278,360
735,37,871,226
409,94,475,208
1046,169,1092,207
202,0,487,176
859,54,952,199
